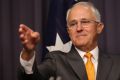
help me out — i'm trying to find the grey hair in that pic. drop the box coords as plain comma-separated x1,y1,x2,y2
66,2,101,22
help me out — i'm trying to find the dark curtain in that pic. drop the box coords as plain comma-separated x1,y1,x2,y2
0,0,120,80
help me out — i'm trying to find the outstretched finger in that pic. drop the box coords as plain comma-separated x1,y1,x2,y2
19,24,33,33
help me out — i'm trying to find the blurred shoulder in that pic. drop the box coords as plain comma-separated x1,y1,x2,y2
45,50,68,58
109,54,120,59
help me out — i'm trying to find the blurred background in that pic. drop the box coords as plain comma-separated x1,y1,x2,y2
0,0,120,80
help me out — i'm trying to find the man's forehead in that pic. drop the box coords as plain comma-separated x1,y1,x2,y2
68,5,96,21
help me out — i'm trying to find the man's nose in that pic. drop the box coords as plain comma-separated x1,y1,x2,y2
76,22,83,31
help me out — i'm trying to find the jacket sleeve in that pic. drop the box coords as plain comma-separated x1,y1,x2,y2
17,53,57,80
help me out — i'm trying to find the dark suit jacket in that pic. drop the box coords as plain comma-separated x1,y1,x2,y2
18,46,120,80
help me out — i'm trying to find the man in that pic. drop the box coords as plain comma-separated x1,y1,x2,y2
18,1,120,80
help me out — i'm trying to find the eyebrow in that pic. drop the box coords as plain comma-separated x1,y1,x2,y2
68,18,92,23
68,19,76,24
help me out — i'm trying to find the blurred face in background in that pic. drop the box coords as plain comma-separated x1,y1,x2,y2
67,5,104,51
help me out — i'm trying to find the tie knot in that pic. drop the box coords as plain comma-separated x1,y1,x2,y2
84,52,93,59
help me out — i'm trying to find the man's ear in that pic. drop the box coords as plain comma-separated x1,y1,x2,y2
97,23,104,34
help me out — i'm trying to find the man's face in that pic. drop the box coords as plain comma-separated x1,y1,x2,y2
67,5,104,51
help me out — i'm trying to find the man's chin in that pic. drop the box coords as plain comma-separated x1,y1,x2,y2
75,43,87,48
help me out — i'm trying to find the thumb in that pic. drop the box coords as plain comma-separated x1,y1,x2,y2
31,32,40,43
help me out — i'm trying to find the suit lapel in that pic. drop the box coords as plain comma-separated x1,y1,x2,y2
67,46,88,80
96,52,113,80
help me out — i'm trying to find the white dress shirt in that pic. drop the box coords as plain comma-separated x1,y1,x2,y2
75,46,99,79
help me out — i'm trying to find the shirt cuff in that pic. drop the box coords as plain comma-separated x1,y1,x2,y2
20,51,35,74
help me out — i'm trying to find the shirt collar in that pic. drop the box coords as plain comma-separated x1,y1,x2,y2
75,46,99,61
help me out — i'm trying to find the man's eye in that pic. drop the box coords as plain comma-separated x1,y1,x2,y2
69,23,77,26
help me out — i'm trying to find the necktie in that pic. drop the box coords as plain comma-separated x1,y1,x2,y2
84,52,95,80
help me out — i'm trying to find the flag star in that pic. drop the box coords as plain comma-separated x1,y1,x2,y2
46,33,72,53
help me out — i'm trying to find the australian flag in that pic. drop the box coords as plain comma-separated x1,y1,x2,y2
42,0,88,57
